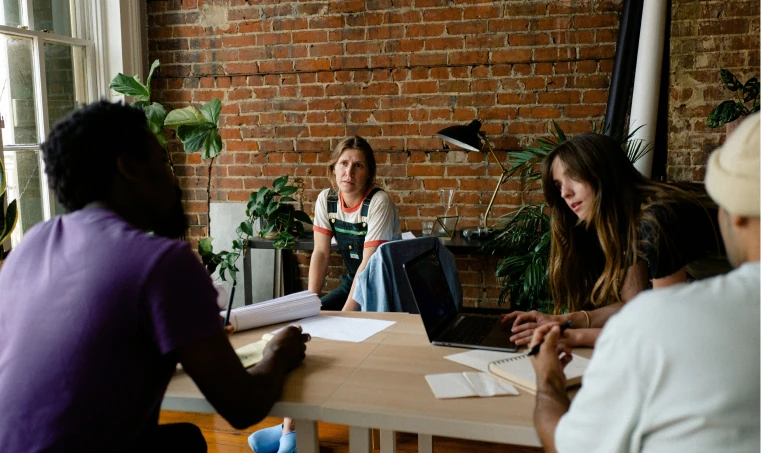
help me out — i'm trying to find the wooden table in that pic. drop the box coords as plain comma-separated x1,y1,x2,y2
162,312,547,453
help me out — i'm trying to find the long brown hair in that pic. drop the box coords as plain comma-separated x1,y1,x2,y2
541,133,714,313
326,136,377,192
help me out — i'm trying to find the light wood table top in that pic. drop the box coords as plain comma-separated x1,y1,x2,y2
320,314,541,446
162,311,408,419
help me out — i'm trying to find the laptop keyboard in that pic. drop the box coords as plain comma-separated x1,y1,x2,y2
441,316,497,345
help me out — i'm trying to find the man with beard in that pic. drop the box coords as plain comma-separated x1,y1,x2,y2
0,101,309,453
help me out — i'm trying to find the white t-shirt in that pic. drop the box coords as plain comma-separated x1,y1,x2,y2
555,262,760,453
313,187,401,248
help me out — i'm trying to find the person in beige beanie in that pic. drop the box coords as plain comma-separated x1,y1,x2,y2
705,111,760,266
527,112,760,453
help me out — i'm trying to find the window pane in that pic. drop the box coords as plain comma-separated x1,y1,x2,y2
0,34,38,146
0,1,22,28
34,0,72,37
44,42,87,129
2,148,44,246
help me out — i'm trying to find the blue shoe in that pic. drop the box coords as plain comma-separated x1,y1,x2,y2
248,424,282,453
276,431,296,453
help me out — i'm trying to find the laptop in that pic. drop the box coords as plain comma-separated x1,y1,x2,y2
402,248,518,352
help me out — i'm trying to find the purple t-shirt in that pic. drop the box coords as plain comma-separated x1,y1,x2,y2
0,208,222,452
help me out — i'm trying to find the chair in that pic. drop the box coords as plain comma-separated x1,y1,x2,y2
353,237,462,313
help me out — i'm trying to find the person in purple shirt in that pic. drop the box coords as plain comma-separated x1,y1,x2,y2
0,100,310,453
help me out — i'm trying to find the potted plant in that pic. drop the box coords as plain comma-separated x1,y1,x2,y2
0,156,18,264
482,122,650,312
198,175,312,284
707,69,759,134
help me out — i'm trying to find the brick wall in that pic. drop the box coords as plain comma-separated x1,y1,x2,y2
146,0,759,307
668,0,760,181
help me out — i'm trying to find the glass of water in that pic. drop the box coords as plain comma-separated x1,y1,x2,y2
421,220,434,236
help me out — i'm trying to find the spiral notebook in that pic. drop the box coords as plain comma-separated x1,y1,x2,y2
487,352,590,394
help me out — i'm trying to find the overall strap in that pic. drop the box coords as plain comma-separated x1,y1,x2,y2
360,188,383,221
327,189,339,223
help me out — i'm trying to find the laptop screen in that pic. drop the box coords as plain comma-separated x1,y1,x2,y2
403,249,459,339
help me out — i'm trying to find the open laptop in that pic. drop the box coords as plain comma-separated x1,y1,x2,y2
403,248,518,352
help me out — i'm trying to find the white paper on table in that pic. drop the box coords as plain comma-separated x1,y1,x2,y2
443,349,525,372
401,231,416,240
425,372,518,399
273,316,396,342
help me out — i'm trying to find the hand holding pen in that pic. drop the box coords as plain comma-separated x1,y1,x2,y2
527,320,572,356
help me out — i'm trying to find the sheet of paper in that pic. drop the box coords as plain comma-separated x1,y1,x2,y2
401,231,416,239
444,349,525,372
425,372,518,399
274,316,396,342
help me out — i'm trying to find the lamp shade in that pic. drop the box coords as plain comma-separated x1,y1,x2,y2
436,120,483,152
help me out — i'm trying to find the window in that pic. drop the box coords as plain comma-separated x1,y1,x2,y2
0,0,144,247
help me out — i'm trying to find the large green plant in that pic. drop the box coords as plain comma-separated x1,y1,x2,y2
110,60,223,234
0,158,18,259
198,175,312,283
483,122,649,312
707,69,759,128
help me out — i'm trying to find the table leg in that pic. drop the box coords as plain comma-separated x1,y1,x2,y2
380,429,396,453
294,419,318,453
418,433,433,453
348,426,371,453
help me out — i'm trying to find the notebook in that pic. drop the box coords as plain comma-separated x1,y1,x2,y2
403,248,518,352
487,352,590,394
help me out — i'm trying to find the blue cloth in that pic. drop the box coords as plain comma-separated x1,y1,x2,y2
354,237,462,313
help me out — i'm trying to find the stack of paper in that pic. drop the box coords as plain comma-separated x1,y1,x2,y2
222,291,321,332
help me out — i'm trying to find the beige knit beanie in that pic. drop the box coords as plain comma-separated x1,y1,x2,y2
705,112,760,217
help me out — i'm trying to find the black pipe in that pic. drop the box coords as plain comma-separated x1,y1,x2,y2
604,0,644,141
652,0,673,181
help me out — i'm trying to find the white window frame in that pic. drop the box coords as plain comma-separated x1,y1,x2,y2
0,0,145,246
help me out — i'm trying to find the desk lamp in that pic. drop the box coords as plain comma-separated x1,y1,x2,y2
436,120,507,239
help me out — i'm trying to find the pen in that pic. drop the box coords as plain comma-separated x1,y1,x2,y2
223,283,236,327
527,320,572,357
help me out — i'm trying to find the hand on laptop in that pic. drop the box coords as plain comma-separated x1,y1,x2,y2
502,310,564,346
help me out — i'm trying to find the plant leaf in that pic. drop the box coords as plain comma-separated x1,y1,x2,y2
293,210,312,224
273,175,288,190
165,106,206,127
720,68,742,92
201,128,222,160
198,237,214,256
707,100,743,128
743,77,759,103
177,123,214,154
278,186,298,196
0,198,18,243
280,196,297,203
109,73,150,101
239,220,253,236
146,59,160,89
200,98,222,125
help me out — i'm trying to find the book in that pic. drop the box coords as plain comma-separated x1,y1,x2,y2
234,333,274,368
221,290,321,333
425,372,519,399
487,352,590,395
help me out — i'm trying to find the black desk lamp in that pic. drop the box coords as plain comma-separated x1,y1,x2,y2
436,120,507,238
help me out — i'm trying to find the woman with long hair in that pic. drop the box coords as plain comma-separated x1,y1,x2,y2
248,136,400,453
505,133,726,347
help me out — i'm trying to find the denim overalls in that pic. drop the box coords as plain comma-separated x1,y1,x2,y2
319,188,383,310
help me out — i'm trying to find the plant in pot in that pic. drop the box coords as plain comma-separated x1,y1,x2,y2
0,157,18,264
707,69,759,134
198,175,312,284
482,122,650,313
